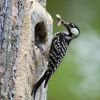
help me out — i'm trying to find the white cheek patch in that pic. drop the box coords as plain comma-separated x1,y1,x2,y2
70,28,79,36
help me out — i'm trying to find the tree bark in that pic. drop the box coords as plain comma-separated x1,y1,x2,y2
0,0,53,100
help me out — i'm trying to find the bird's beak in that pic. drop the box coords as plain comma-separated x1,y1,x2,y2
56,14,69,30
61,21,69,28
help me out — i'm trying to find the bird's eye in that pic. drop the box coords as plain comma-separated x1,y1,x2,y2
70,23,75,28
68,23,74,28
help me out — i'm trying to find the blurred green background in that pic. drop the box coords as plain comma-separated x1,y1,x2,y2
47,0,100,100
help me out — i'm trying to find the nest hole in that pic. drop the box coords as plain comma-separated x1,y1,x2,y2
35,22,47,44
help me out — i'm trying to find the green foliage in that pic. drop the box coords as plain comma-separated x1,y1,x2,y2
47,0,100,100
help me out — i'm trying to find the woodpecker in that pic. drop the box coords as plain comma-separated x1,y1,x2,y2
32,14,80,98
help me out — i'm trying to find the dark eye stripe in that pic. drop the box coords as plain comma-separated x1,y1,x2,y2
71,24,75,27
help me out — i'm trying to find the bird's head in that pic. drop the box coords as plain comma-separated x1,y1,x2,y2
56,14,80,39
66,22,80,39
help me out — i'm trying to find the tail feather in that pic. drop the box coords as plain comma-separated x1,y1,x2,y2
31,70,49,99
44,73,51,88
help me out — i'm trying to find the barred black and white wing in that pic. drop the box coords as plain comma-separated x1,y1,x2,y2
32,32,71,98
48,32,71,72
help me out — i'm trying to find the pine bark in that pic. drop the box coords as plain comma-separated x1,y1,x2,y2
0,0,53,100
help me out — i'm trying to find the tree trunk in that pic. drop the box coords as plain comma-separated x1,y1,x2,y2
0,0,53,100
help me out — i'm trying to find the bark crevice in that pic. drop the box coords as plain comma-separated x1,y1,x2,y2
0,0,53,100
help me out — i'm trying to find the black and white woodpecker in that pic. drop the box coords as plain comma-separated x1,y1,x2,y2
32,14,80,98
